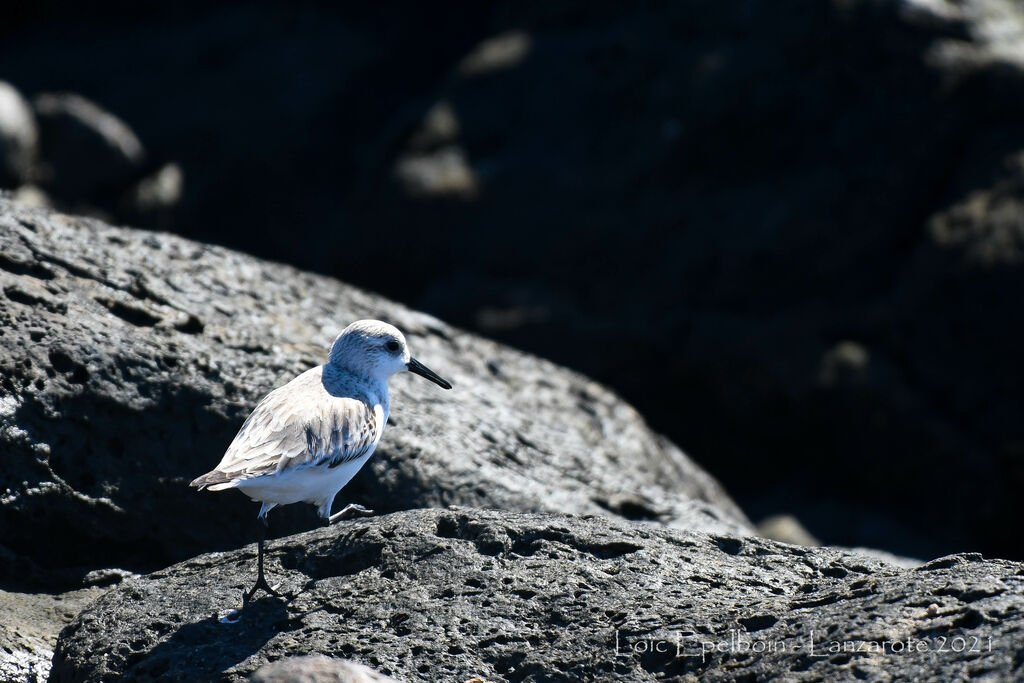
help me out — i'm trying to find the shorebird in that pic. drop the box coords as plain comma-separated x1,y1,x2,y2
190,319,452,601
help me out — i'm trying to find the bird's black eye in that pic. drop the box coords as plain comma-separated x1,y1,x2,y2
386,340,400,352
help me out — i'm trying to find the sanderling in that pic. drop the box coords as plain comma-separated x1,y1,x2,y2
190,319,452,601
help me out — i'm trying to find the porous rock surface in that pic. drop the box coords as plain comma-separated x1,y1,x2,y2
51,508,1024,682
0,585,107,683
0,197,746,590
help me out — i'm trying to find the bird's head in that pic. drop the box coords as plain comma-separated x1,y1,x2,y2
328,319,452,389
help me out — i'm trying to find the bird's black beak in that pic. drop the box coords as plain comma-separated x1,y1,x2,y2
407,357,452,389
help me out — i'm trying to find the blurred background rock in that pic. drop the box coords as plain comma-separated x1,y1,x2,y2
2,0,1022,562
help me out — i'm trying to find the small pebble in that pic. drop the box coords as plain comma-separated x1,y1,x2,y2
218,608,242,624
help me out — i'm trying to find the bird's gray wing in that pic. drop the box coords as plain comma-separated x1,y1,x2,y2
211,373,382,482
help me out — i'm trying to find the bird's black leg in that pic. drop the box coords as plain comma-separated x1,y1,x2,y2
243,515,281,602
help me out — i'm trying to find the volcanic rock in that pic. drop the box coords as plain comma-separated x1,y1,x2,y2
0,198,746,591
4,0,1024,559
51,508,1024,682
32,92,145,204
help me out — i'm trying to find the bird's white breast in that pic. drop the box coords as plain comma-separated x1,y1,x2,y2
235,448,376,508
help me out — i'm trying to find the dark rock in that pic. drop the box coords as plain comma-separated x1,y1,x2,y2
2,0,1021,559
0,620,49,683
0,198,746,590
31,92,145,204
367,0,1024,562
0,81,37,187
249,656,398,683
50,508,1024,682
0,585,107,683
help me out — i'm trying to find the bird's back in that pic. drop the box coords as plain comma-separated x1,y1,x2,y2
189,365,387,491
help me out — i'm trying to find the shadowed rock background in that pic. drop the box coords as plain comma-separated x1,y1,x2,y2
3,0,1024,562
0,198,747,591
3,1,1024,679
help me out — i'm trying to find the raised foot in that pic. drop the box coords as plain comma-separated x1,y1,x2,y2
328,503,375,524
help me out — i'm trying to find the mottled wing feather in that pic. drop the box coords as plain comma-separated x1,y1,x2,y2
209,368,380,482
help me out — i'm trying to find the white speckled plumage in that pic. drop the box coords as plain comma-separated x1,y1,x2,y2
191,320,451,521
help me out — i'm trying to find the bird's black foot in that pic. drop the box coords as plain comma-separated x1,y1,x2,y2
242,574,282,603
328,503,375,524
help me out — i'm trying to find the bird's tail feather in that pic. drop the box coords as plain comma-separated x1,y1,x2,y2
189,470,237,490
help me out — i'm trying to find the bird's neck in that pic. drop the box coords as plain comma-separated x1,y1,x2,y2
323,362,390,408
